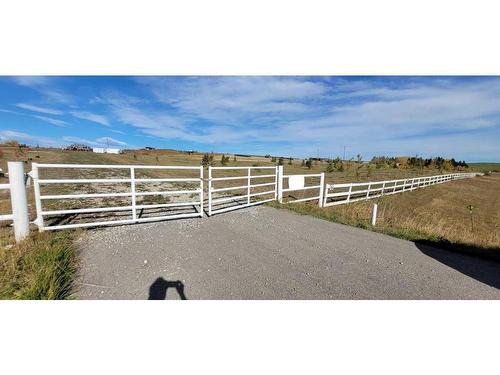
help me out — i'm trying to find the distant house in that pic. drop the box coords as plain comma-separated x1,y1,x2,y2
144,146,155,150
92,147,121,154
64,143,92,151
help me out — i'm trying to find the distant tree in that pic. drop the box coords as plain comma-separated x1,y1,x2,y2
301,159,305,167
288,157,293,165
133,154,137,160
305,159,313,169
201,153,211,166
356,154,363,163
233,155,237,162
277,157,284,166
220,154,230,166
271,156,277,162
326,160,335,173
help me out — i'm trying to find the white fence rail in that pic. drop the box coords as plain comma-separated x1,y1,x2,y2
323,173,479,207
208,166,277,215
31,163,203,231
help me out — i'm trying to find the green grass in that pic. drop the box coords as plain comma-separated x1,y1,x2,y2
0,231,77,299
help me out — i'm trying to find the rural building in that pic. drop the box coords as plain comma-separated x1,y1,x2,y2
64,143,92,151
92,147,121,154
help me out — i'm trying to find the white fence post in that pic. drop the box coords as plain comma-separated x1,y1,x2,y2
319,172,325,207
371,203,378,226
199,166,204,217
8,162,30,242
247,167,251,205
208,166,212,216
130,167,137,221
277,165,283,203
31,163,44,231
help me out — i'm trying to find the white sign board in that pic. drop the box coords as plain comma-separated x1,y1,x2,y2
288,175,305,190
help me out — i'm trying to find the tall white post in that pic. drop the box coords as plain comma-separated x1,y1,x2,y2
277,165,283,203
319,172,325,207
371,203,378,226
8,162,30,243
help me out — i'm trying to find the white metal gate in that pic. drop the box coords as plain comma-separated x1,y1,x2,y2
31,163,203,231
207,166,278,215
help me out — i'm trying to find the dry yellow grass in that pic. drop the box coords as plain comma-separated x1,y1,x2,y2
276,173,500,255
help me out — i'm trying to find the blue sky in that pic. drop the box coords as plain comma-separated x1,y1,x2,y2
0,76,499,161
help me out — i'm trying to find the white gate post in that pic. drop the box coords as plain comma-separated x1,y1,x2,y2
30,163,44,231
371,203,378,226
319,172,325,207
277,165,283,203
208,166,212,216
8,162,30,242
199,166,204,218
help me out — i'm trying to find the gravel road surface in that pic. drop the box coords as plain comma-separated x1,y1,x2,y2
76,206,500,299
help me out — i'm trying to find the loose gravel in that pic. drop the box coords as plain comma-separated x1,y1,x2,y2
75,206,500,299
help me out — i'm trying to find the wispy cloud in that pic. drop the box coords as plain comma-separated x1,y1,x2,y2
94,137,127,146
0,130,61,147
11,76,75,105
12,76,52,87
62,135,127,147
70,111,110,126
33,115,67,127
16,103,63,115
2,76,500,161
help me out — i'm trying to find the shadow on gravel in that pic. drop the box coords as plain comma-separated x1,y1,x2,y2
148,277,187,300
415,241,500,290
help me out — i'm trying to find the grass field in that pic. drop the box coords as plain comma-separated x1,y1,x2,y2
469,162,500,173
0,146,498,298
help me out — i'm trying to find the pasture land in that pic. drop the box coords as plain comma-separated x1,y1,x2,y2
275,173,500,258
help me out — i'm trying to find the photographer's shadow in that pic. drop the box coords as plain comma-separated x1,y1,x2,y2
148,277,187,300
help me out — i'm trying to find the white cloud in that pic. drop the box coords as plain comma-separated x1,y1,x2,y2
33,115,67,127
12,77,75,105
94,137,127,146
12,76,51,87
70,111,110,126
16,103,63,115
138,76,327,124
61,136,127,148
0,130,61,147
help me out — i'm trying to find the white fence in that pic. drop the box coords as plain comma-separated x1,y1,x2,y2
208,166,278,215
31,163,203,231
323,173,479,207
0,159,482,242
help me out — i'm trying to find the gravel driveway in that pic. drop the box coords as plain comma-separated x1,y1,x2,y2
75,206,500,299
